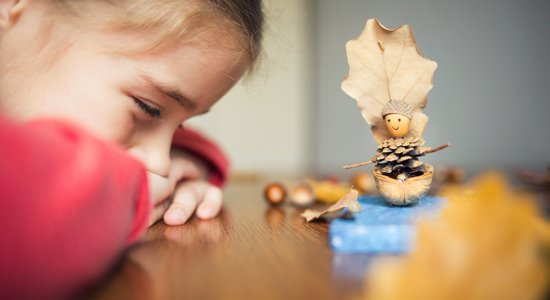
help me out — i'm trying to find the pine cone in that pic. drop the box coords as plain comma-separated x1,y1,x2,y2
373,137,430,179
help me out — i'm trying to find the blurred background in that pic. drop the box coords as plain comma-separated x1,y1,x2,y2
189,0,550,179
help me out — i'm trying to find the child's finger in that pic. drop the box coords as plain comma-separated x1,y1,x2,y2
148,198,172,227
196,186,223,219
163,183,202,225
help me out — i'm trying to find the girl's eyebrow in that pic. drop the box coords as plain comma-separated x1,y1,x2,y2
138,73,197,111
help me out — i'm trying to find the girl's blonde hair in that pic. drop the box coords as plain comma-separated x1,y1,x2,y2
49,0,264,67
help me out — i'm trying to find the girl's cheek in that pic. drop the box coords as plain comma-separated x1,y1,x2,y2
104,113,137,147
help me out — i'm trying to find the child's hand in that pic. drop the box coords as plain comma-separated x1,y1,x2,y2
163,180,222,225
146,149,223,226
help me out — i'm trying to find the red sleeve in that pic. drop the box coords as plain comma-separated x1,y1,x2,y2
0,116,151,299
171,127,230,187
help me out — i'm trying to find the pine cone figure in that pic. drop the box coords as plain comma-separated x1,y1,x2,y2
373,136,430,180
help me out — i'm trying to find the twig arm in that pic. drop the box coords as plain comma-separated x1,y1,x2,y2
343,160,374,169
426,143,450,154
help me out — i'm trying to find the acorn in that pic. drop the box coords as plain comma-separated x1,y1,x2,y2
289,183,315,207
445,168,465,184
264,182,287,206
351,172,375,194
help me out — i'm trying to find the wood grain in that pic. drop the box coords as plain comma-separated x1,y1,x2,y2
90,181,371,300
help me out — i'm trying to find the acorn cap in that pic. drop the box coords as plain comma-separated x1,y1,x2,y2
381,99,414,119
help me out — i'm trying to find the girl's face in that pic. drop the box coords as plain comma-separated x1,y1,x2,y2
0,1,248,176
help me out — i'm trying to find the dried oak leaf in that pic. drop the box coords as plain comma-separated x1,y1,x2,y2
341,19,437,144
301,188,361,222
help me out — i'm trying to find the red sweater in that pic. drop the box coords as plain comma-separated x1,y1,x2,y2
0,116,228,299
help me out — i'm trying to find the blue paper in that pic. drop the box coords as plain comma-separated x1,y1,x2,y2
329,195,445,254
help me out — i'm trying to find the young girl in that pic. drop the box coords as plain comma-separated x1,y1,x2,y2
0,0,263,298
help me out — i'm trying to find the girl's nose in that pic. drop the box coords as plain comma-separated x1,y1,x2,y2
127,146,171,177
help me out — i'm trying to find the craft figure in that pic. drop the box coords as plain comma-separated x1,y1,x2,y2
342,19,448,205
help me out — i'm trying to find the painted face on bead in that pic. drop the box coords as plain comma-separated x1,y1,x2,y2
384,113,410,138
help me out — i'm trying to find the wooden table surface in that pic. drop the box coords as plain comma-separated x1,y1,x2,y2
91,180,373,300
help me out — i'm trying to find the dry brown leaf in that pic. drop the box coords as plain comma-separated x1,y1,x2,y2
364,172,550,300
301,188,361,222
341,19,437,144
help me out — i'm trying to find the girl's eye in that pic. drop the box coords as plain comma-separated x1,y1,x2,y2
132,96,162,118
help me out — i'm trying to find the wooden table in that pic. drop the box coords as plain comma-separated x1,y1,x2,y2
91,180,372,300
